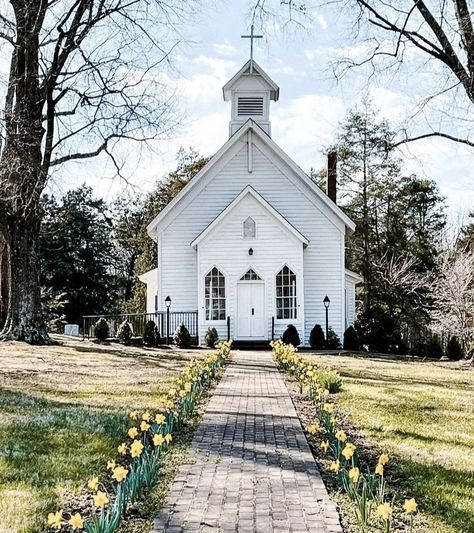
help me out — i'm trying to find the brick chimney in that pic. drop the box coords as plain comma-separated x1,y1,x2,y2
326,151,337,203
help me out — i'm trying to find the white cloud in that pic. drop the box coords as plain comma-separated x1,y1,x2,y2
213,41,237,57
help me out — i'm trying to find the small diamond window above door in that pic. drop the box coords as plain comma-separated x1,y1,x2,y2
240,268,262,281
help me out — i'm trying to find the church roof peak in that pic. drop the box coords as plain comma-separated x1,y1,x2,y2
222,59,280,102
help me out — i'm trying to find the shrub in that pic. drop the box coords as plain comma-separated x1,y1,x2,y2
174,322,191,348
94,317,109,341
317,368,343,393
117,320,133,345
343,326,360,351
326,327,341,349
447,336,464,361
205,327,219,347
143,320,160,347
368,326,389,353
425,337,444,359
309,324,325,349
282,324,300,347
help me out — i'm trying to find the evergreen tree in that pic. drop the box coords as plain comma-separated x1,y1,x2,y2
40,187,118,325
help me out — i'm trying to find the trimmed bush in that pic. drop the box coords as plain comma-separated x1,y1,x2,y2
143,320,160,347
425,337,444,359
94,317,109,341
205,327,219,347
368,326,389,353
117,320,133,345
326,327,341,349
282,324,300,347
343,326,360,351
174,322,191,348
447,336,464,361
309,324,325,349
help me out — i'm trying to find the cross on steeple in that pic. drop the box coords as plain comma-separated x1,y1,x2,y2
241,24,262,73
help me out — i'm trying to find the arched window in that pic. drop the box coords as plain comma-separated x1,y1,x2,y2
243,216,256,238
276,266,297,319
205,267,226,321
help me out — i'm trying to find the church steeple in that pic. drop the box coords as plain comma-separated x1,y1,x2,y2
222,28,279,137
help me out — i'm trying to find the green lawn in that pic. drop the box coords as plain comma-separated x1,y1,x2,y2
0,336,204,533
314,354,474,533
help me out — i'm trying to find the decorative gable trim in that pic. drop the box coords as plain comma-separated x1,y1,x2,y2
146,120,355,239
223,60,279,101
190,185,309,249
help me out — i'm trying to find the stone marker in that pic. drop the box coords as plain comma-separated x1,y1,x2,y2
64,324,79,336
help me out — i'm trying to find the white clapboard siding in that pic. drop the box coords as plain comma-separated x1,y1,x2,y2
158,134,346,344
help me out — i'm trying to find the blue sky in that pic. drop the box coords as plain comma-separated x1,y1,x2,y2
48,0,473,225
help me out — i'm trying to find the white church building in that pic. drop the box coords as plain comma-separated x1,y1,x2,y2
142,58,360,346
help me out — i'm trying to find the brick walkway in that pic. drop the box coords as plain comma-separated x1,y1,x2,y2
153,350,342,533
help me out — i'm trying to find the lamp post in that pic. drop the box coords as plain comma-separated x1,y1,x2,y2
165,296,171,345
323,295,330,343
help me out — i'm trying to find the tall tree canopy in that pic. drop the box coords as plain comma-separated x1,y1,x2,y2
0,0,196,343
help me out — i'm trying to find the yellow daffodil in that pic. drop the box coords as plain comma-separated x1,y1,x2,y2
375,463,384,476
93,490,109,509
107,460,116,471
322,389,330,397
130,439,144,458
155,413,166,424
129,411,138,420
128,426,139,439
403,498,418,514
140,421,150,432
378,453,389,465
142,411,151,421
166,400,174,410
323,403,334,413
68,513,84,530
47,510,62,529
164,433,172,443
342,444,356,460
335,430,347,442
112,465,128,483
330,460,340,473
307,424,319,435
348,467,360,483
376,503,393,521
153,433,165,446
87,476,99,491
168,388,176,397
320,440,330,452
117,443,127,455
184,382,192,392
179,389,187,398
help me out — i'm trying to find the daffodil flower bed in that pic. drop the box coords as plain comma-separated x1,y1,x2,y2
272,340,418,533
47,340,232,532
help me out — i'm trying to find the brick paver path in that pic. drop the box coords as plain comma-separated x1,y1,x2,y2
153,350,342,533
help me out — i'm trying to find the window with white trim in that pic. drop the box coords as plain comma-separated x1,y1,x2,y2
205,267,226,320
243,216,256,238
276,266,297,319
240,268,261,281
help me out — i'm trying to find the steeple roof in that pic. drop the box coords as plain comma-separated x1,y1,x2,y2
222,59,279,102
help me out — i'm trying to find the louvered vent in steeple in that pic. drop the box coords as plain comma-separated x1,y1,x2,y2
237,96,264,117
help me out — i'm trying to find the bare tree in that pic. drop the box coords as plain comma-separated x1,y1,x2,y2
429,250,474,355
0,0,195,343
251,1,474,148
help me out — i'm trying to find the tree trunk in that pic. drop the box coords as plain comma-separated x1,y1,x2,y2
0,214,50,344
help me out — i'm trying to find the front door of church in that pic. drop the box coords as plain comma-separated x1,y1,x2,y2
237,282,265,339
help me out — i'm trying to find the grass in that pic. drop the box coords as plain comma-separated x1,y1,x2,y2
312,353,474,533
0,335,206,533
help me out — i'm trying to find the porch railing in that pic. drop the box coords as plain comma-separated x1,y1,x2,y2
82,311,198,341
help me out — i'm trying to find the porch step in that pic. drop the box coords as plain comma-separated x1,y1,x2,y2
232,339,272,351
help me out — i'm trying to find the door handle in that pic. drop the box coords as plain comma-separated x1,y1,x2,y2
252,308,254,315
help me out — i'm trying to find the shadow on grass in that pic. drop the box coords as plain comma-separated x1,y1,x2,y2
0,388,128,532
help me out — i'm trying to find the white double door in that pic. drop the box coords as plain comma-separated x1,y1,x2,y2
237,282,266,339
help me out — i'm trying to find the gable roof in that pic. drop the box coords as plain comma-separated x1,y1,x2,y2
223,60,279,101
147,120,356,238
191,185,309,248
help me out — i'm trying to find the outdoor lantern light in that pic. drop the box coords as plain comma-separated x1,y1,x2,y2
248,248,253,256
165,296,171,345
323,295,330,344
